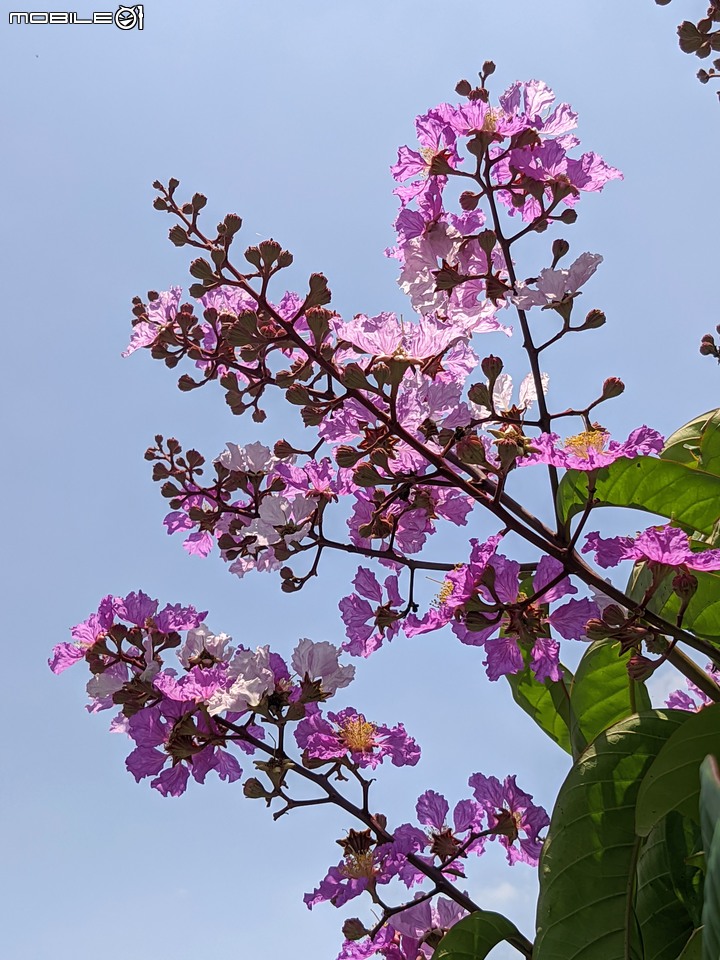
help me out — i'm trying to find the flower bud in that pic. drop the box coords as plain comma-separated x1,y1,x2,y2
700,341,717,356
601,377,625,400
481,355,503,382
273,439,295,459
551,238,570,265
672,571,698,602
585,618,609,641
342,919,369,942
627,653,656,682
583,309,606,329
602,604,627,628
456,433,489,465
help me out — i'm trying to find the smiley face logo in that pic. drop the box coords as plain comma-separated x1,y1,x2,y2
114,4,144,30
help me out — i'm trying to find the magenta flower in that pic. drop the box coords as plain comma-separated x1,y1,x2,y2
520,425,664,472
305,829,425,911
49,594,115,674
404,534,503,638
471,555,597,682
339,567,404,657
413,789,485,868
295,705,420,769
121,287,182,358
468,773,549,866
124,698,243,797
583,524,720,571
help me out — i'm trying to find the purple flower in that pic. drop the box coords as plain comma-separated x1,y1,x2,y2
339,567,404,658
404,534,503,638
469,773,549,865
124,698,243,796
666,663,720,712
583,524,720,571
154,602,207,634
49,595,116,674
295,705,420,769
122,287,182,358
305,829,423,911
520,425,664,472
413,789,485,865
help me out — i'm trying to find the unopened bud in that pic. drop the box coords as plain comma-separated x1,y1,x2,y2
551,238,570,265
700,341,717,356
627,653,657,682
585,618,609,641
583,309,606,329
601,377,625,400
602,604,627,628
456,433,489,465
481,355,503,383
273,439,295,459
495,437,520,472
672,571,698,602
342,919,369,942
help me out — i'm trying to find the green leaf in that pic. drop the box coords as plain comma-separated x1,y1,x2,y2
505,664,574,754
434,910,530,960
700,756,720,960
635,814,703,960
556,457,720,539
675,929,703,960
636,705,720,836
569,640,651,756
662,409,720,477
535,711,687,960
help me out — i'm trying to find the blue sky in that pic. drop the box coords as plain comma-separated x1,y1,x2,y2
3,2,719,959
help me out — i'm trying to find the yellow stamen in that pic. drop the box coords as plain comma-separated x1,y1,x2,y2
340,716,377,753
563,430,608,458
482,110,499,133
341,851,376,880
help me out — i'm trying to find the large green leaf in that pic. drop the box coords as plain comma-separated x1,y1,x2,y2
636,705,720,836
675,929,703,960
635,813,703,960
534,711,687,960
556,457,720,539
700,756,720,960
662,409,720,477
434,910,530,960
569,640,651,756
505,664,574,755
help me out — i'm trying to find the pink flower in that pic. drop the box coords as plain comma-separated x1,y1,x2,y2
583,524,720,571
295,705,420,769
521,425,664,471
339,567,404,658
468,773,549,866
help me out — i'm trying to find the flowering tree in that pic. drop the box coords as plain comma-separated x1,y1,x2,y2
52,46,720,960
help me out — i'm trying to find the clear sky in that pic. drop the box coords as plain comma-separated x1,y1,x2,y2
2,2,719,959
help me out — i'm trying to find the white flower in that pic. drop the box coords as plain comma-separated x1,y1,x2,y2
470,371,549,421
509,253,603,310
206,645,275,716
217,441,279,475
291,638,355,697
179,623,234,668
